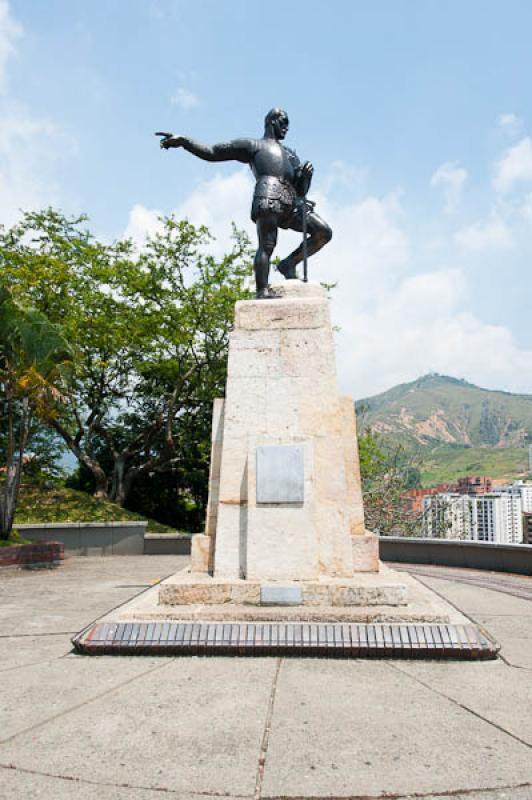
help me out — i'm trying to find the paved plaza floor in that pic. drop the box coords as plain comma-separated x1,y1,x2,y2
0,555,530,799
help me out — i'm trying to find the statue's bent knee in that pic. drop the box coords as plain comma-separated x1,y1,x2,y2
319,224,333,244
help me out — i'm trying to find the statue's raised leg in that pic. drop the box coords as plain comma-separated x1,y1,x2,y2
278,209,332,278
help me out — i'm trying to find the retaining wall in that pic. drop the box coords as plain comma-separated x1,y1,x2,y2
0,541,64,568
15,521,146,556
144,533,192,555
379,536,532,576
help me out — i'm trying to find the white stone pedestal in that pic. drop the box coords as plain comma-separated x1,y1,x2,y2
201,281,373,583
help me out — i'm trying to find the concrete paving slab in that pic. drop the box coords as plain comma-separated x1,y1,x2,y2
402,789,532,800
418,575,532,617
414,574,532,668
0,657,275,797
1,557,531,800
0,633,73,671
0,766,223,800
474,614,532,669
3,768,528,800
396,659,532,746
262,659,532,798
0,654,172,740
0,556,184,635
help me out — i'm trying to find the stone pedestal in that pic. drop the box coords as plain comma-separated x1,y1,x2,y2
199,281,373,584
75,281,498,657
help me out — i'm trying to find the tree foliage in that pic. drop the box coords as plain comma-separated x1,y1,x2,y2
0,284,72,538
1,209,253,523
358,420,424,537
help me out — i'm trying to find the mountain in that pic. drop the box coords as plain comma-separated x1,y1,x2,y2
356,374,532,485
357,374,532,448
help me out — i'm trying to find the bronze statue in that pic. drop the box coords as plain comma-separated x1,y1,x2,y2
156,109,332,299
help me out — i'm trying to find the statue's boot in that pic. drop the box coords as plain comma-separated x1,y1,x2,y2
276,258,299,280
255,260,275,299
256,287,277,299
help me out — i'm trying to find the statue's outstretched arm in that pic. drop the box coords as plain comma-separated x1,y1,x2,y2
159,134,253,164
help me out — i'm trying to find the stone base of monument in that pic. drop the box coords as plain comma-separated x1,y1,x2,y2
72,282,498,659
71,561,498,659
157,566,407,610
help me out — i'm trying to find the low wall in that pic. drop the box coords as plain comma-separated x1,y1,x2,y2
144,533,192,555
379,536,532,576
0,541,64,568
16,521,146,556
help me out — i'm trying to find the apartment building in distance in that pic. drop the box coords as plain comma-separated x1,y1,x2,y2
405,475,492,514
423,493,471,540
523,513,532,545
423,480,532,544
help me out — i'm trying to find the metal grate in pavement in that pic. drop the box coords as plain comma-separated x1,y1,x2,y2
72,621,498,659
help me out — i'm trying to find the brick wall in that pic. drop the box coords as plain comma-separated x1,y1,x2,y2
0,541,64,567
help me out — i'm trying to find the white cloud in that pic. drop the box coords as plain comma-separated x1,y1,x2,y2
0,107,71,225
340,269,532,397
319,160,368,196
493,136,532,192
125,169,255,255
498,112,521,132
0,0,21,92
315,192,409,306
520,193,532,221
430,161,467,212
125,165,532,398
124,203,164,243
453,216,512,251
170,87,199,110
0,3,70,226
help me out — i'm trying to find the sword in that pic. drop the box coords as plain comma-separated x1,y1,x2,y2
302,196,309,283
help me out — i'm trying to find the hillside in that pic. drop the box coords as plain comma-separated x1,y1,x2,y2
14,486,180,534
356,374,532,485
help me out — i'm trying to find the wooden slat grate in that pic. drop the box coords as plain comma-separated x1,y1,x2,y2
73,622,498,660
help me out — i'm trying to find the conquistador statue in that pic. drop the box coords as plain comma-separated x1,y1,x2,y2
157,108,332,298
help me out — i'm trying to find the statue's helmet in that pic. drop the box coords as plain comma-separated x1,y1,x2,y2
264,108,289,138
265,108,288,127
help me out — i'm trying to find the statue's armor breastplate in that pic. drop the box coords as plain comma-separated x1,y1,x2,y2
251,139,296,181
250,139,299,221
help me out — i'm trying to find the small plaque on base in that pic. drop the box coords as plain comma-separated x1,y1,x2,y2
260,585,303,606
256,444,304,504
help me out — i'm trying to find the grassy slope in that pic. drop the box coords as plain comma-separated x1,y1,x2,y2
419,445,529,486
14,486,182,534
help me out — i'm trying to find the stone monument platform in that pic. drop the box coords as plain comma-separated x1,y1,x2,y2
73,282,498,658
205,282,370,576
154,280,405,611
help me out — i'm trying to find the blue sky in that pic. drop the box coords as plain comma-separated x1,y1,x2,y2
2,0,532,397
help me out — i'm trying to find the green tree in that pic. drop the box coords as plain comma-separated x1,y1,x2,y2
0,286,71,539
357,422,424,537
1,209,252,516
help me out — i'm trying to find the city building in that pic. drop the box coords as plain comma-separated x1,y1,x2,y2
404,476,492,514
471,493,523,544
523,513,532,545
455,475,492,495
423,493,472,540
510,480,532,513
423,491,523,543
